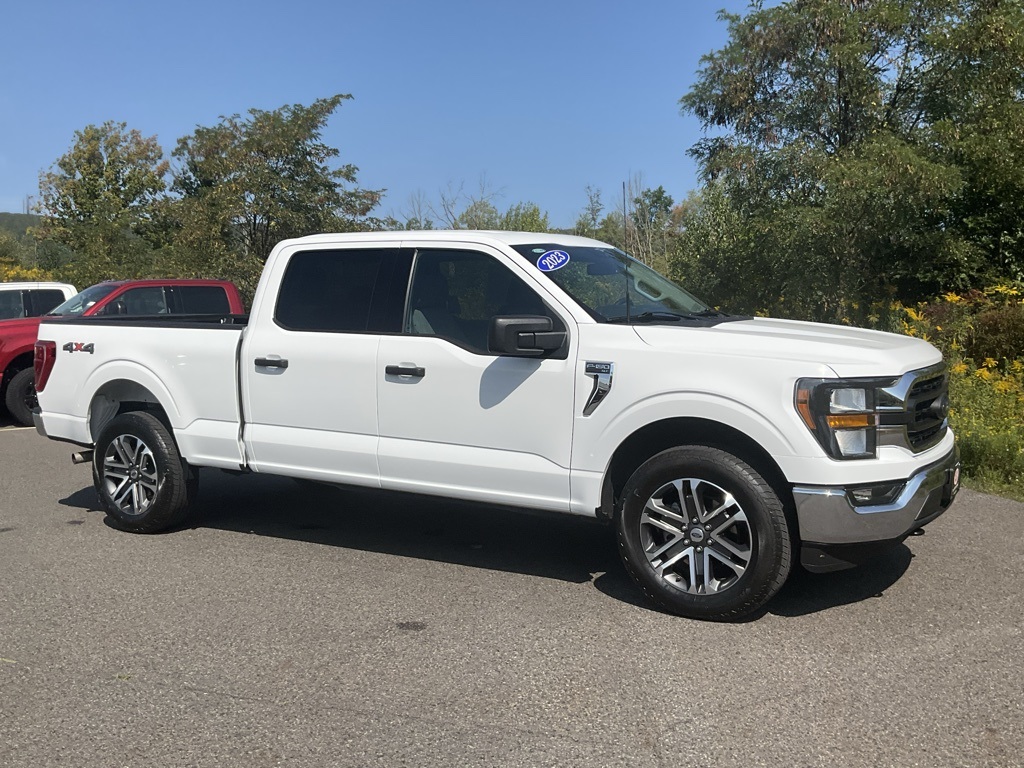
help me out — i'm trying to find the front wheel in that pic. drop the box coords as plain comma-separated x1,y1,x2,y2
4,368,37,427
616,446,792,621
93,411,194,533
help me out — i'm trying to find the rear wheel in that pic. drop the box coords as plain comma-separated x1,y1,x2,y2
616,446,792,621
4,368,36,427
93,411,194,533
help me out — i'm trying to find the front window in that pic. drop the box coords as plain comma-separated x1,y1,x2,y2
49,284,118,316
511,244,714,324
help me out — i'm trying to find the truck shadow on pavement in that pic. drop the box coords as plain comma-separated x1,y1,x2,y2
60,468,914,619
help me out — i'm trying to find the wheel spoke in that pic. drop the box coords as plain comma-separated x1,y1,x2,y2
644,494,686,525
111,478,133,507
706,547,747,586
711,511,751,562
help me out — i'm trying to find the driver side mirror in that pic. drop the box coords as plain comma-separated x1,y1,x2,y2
488,315,566,357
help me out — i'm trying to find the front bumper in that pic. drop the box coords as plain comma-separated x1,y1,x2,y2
793,446,960,571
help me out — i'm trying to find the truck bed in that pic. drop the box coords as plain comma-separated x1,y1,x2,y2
36,314,248,469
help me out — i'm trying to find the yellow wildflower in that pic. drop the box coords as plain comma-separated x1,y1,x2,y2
993,380,1014,394
984,357,998,368
975,368,992,380
951,362,968,375
943,292,962,303
905,307,924,322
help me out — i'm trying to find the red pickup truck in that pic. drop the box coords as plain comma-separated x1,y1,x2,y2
1,279,243,426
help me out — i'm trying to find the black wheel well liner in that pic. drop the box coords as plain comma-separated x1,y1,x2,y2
88,380,174,442
2,351,33,385
600,417,796,532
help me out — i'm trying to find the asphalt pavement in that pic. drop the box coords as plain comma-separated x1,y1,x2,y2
1,418,1022,767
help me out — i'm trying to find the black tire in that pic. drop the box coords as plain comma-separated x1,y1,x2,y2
93,411,194,533
4,368,36,427
616,446,791,621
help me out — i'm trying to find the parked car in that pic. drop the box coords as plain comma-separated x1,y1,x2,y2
0,282,76,320
1,279,242,426
33,232,958,620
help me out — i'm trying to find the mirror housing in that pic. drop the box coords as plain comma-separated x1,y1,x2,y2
488,315,566,357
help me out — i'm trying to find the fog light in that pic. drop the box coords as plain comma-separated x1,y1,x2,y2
849,482,905,506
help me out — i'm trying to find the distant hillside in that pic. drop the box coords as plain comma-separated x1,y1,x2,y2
0,212,41,239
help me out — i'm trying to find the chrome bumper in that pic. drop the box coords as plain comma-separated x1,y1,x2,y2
793,446,960,546
32,407,47,438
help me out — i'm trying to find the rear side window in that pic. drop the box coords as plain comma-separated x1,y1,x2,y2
275,248,404,333
0,290,26,320
28,289,68,316
174,286,231,314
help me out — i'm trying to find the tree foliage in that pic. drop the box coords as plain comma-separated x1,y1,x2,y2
168,94,383,293
676,0,1024,322
35,121,169,286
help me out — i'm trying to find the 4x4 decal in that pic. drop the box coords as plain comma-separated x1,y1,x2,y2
62,342,94,354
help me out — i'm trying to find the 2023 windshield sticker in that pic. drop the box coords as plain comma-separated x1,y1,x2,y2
537,250,570,272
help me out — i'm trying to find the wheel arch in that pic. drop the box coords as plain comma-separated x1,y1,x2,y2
600,417,797,536
88,378,175,444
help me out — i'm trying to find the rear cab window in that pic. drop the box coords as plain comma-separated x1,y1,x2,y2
274,248,409,333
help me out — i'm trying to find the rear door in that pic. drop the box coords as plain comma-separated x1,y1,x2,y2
241,242,408,486
376,242,577,511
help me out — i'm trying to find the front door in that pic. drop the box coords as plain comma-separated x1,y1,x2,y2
376,244,577,511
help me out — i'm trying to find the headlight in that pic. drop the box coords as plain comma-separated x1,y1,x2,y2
795,378,894,459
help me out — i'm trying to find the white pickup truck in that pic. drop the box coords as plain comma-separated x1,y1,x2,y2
33,231,959,620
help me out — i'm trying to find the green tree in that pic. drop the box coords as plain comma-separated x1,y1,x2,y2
499,201,550,232
169,95,383,293
36,121,169,285
574,185,604,238
678,0,1024,322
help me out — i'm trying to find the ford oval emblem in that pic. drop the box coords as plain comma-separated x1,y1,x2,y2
537,250,570,272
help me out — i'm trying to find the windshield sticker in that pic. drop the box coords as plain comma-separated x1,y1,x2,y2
537,250,570,272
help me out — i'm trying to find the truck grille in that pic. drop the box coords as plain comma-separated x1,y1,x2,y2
907,372,948,450
879,365,949,453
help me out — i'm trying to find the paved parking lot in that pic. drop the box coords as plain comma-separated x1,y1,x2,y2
1,418,1022,767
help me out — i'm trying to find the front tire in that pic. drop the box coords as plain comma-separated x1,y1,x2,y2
4,368,36,427
616,446,792,621
93,411,194,533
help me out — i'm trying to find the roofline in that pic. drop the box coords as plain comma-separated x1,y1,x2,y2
278,230,611,249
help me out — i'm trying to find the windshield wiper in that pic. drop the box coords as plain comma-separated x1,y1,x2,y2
605,311,698,324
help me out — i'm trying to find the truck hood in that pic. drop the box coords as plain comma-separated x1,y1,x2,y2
633,317,941,377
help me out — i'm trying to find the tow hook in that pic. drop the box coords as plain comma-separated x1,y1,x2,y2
71,450,94,465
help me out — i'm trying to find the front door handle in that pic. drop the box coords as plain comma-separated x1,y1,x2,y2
255,357,289,369
385,364,425,378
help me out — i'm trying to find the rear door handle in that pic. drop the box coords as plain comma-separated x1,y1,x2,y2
255,357,289,369
385,364,425,378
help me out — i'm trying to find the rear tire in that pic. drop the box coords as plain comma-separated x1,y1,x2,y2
93,411,194,533
616,445,792,621
5,368,36,427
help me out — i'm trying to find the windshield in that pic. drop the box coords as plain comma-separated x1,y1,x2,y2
511,244,711,323
48,283,118,316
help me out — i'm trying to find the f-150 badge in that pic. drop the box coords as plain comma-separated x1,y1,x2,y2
583,361,614,416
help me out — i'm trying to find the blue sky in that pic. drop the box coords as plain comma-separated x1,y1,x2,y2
0,0,752,227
